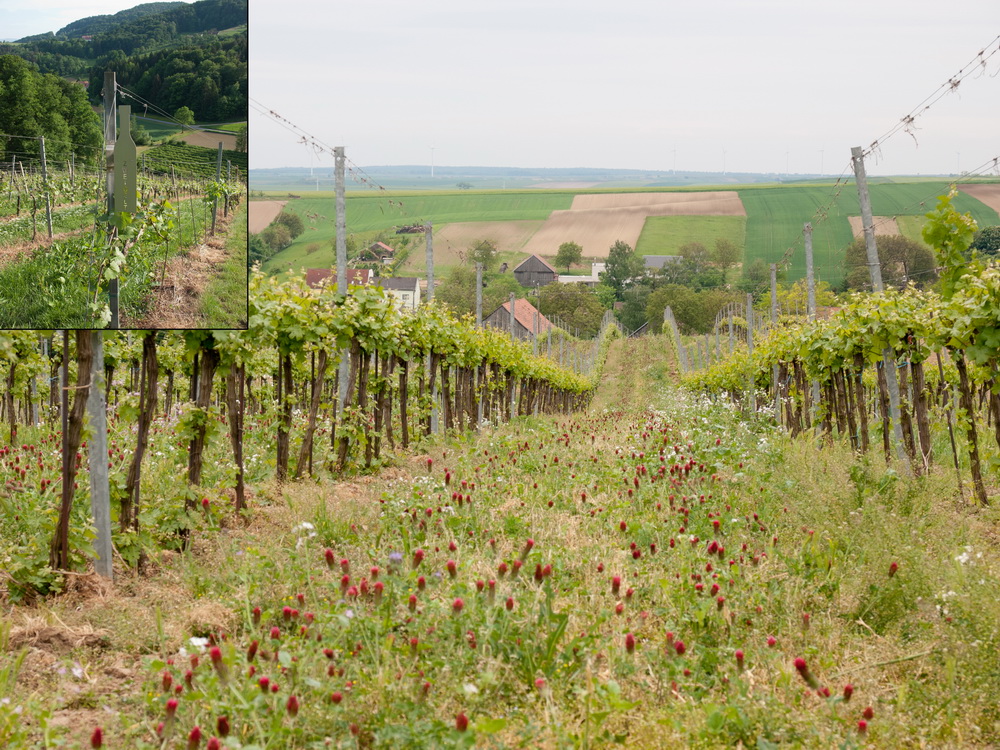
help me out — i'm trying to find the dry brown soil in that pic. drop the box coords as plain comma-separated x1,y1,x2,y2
122,208,245,329
847,216,901,239
521,191,746,257
248,200,287,233
177,130,238,151
959,183,1000,213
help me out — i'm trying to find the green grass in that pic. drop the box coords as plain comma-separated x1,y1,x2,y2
6,334,1000,746
206,121,247,133
0,197,216,327
201,201,249,328
263,191,574,273
0,204,99,245
740,182,1000,286
136,116,185,140
636,215,746,257
895,215,931,246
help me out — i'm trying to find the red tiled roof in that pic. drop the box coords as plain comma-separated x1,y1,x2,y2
371,241,395,254
502,298,554,334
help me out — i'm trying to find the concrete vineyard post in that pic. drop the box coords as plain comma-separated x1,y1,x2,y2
86,332,113,579
334,146,348,409
39,137,52,238
211,142,222,234
475,262,483,327
770,263,779,420
745,293,754,414
103,71,119,329
805,222,821,427
425,222,434,302
852,146,910,475
426,222,438,432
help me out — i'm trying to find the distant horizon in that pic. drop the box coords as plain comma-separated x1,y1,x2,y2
248,163,979,179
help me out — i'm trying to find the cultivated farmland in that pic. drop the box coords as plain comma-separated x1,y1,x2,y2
258,181,1000,285
248,200,288,233
520,191,745,258
847,215,901,239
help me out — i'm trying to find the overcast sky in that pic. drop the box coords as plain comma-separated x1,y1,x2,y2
249,0,999,176
5,1,997,176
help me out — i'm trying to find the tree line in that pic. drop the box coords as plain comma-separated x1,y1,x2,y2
87,36,247,122
0,55,102,167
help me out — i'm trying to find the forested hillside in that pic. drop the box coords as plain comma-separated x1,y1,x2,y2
90,36,247,122
0,55,102,166
0,0,247,122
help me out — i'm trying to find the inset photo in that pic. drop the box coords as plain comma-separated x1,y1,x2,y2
0,0,248,329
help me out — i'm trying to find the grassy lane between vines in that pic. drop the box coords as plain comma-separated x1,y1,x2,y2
200,201,249,328
3,336,1000,748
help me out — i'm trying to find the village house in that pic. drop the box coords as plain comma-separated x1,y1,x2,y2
377,276,421,312
558,262,606,286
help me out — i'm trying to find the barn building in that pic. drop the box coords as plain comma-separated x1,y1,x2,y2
513,255,557,288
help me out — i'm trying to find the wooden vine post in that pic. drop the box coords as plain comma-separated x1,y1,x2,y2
121,332,158,538
50,331,93,572
182,332,220,534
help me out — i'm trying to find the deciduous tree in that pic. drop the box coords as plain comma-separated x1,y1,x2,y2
555,241,583,272
844,235,936,291
600,240,644,301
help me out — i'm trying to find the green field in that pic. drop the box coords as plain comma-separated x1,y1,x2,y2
261,191,575,273
739,181,1000,285
258,182,1000,284
636,215,747,256
136,117,246,141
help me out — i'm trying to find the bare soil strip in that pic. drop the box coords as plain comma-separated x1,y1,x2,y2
0,230,92,267
176,130,238,151
521,190,747,257
848,216,901,239
248,200,287,233
569,191,746,213
959,183,1000,214
427,220,543,258
123,209,243,329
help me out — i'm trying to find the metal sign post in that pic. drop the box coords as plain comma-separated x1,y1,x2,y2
109,102,137,329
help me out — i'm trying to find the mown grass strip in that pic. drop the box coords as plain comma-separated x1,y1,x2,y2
201,201,249,328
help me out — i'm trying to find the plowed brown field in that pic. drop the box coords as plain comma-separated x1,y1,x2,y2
249,200,287,233
959,183,1000,213
398,220,543,272
848,216,900,238
521,191,746,257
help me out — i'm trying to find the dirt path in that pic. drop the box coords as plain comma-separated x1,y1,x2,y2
590,334,677,412
122,207,245,329
248,200,287,233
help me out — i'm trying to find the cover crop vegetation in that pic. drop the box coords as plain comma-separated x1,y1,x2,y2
0,169,245,327
3,330,999,748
